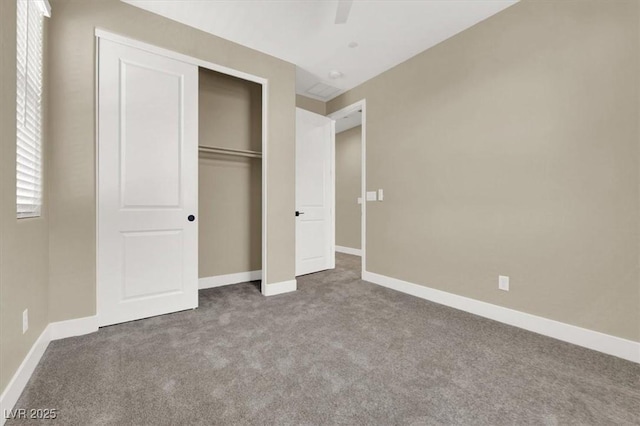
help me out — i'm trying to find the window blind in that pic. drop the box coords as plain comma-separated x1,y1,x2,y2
16,0,48,218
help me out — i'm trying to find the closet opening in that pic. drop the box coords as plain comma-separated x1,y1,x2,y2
96,30,270,327
198,68,263,292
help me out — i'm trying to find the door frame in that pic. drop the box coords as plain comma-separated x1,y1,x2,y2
327,99,367,275
94,28,270,313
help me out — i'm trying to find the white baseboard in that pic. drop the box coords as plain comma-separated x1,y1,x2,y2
199,270,262,290
49,315,98,340
0,327,50,425
363,271,640,363
1,315,99,425
335,246,362,256
264,279,297,296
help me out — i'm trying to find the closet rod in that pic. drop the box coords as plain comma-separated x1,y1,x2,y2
198,145,262,159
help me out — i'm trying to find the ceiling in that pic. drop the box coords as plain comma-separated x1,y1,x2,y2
125,0,518,101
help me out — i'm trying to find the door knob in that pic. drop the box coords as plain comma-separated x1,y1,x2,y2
188,215,195,222
295,211,304,217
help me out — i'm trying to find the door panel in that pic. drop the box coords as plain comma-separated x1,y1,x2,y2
295,108,334,276
121,61,182,208
122,230,183,300
98,38,198,326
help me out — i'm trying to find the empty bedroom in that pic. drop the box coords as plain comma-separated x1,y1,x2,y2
1,0,638,424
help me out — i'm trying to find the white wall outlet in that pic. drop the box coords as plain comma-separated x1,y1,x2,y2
22,309,28,334
378,189,384,201
498,275,509,291
366,191,377,201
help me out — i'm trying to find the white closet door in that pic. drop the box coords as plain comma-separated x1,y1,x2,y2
97,38,198,326
295,108,335,276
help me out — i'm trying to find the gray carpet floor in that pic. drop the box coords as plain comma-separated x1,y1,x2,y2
7,254,640,425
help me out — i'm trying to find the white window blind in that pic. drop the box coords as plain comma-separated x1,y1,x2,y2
16,0,50,218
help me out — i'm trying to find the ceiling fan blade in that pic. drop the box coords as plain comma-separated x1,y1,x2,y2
335,0,353,24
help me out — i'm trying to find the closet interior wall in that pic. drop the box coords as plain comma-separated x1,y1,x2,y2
198,68,262,279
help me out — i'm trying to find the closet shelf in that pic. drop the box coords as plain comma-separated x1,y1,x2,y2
199,145,262,159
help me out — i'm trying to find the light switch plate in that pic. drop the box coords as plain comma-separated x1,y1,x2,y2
366,191,377,201
378,189,384,201
498,275,509,291
357,197,363,204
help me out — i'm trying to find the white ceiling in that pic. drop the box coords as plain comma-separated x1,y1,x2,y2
125,0,518,101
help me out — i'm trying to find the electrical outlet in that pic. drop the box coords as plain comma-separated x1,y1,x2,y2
23,309,28,334
498,275,509,292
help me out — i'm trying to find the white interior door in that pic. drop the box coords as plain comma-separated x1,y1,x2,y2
97,38,198,326
296,108,335,276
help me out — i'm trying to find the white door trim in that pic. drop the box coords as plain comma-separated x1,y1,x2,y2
328,100,367,275
330,119,336,269
94,28,269,303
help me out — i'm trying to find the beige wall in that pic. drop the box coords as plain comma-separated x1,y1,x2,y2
328,0,640,341
199,69,262,277
336,126,361,250
1,1,50,391
296,95,326,116
47,0,296,322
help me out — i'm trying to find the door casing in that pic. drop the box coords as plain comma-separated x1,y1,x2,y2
327,100,367,276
